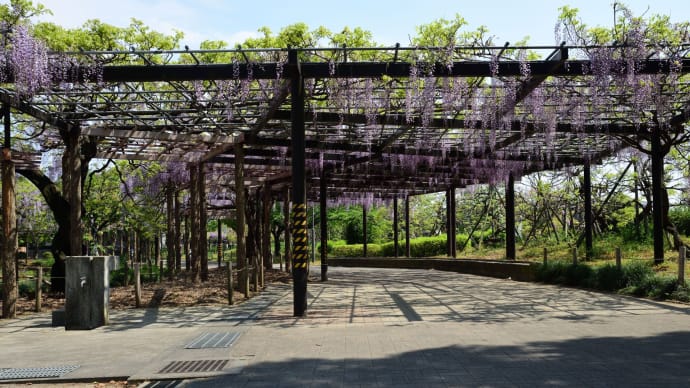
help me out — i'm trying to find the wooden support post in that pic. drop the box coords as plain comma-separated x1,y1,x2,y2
290,49,308,316
262,185,271,285
450,186,457,258
217,219,223,268
633,161,640,238
362,205,368,257
174,191,182,272
679,246,686,284
283,186,291,273
584,160,593,260
234,144,249,297
320,175,328,281
35,267,42,313
506,173,516,261
227,260,234,305
651,126,665,264
254,189,263,290
166,187,174,278
446,189,452,257
2,103,17,319
199,164,208,281
154,235,161,282
183,214,190,271
189,163,200,282
543,247,548,265
405,196,411,258
134,263,142,308
393,195,399,258
616,247,622,270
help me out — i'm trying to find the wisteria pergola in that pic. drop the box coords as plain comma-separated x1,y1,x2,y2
2,43,690,316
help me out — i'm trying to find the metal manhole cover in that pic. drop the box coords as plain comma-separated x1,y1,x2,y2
158,360,228,374
185,332,241,349
0,365,80,380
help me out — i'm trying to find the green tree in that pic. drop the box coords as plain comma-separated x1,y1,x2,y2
2,0,185,290
557,3,690,252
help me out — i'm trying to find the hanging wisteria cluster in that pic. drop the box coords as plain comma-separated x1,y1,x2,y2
142,162,190,198
3,4,689,210
0,24,105,97
4,24,49,97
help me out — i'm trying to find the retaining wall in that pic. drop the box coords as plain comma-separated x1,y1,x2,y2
328,257,536,282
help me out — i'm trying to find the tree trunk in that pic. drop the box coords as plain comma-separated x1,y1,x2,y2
262,185,272,270
63,127,83,257
175,191,182,272
246,189,259,291
189,163,200,283
662,188,688,251
282,189,291,273
199,164,208,282
166,186,175,277
272,229,281,264
154,234,161,281
184,214,190,271
16,167,71,292
2,150,17,318
234,149,248,295
14,131,94,293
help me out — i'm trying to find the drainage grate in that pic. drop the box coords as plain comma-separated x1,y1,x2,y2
185,332,241,349
0,365,80,380
139,380,184,388
158,360,228,374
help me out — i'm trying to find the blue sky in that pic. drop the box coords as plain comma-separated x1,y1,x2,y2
34,0,689,48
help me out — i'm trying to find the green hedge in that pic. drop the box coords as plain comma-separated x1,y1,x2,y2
331,234,472,258
331,243,383,257
535,260,689,302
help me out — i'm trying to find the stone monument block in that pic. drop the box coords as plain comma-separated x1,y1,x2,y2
65,256,118,330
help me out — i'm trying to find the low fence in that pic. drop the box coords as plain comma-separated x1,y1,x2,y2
0,267,50,313
328,257,537,282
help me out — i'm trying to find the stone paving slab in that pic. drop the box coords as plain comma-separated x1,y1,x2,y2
1,266,690,387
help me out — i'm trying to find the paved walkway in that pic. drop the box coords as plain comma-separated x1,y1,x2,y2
1,266,690,387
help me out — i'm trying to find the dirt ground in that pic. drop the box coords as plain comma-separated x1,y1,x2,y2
12,266,293,317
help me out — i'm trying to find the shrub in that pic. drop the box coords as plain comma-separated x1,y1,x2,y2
628,275,679,299
596,264,625,291
381,241,405,257
669,206,690,236
670,283,690,302
537,261,606,289
565,264,596,287
619,223,653,244
409,236,447,257
110,258,132,287
455,233,471,250
524,258,687,302
18,281,35,298
534,261,569,283
622,261,654,287
331,243,383,257
326,240,346,254
330,234,475,258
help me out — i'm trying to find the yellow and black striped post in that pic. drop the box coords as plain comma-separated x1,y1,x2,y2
291,203,309,315
292,203,309,270
290,48,308,316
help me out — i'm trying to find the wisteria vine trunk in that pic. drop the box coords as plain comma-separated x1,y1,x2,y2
16,134,95,292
